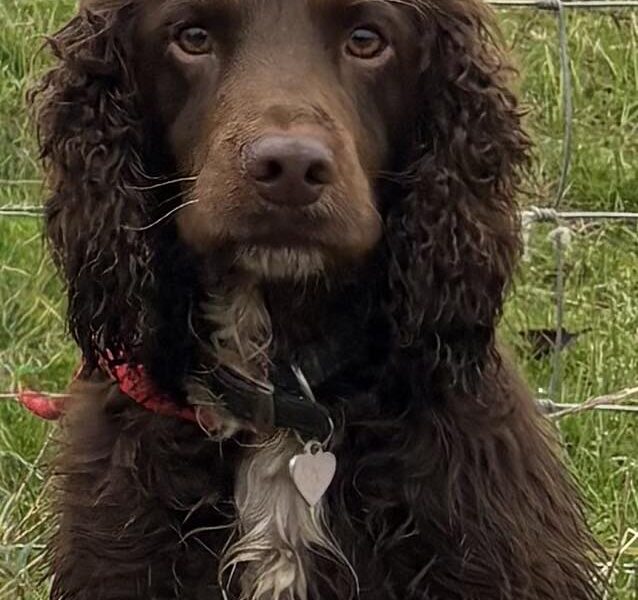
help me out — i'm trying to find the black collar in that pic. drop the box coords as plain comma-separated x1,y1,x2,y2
204,322,375,441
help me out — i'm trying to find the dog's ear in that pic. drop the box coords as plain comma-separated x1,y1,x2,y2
31,4,152,369
385,0,531,394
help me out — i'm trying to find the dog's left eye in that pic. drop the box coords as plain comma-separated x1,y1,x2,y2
345,27,388,60
177,27,213,55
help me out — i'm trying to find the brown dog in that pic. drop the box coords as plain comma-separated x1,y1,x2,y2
32,0,602,598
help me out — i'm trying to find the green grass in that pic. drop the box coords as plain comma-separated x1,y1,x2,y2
0,2,637,598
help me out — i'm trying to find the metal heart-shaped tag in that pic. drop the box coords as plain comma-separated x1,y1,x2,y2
289,442,336,507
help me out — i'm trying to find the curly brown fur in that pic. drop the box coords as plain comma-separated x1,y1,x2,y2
32,0,603,598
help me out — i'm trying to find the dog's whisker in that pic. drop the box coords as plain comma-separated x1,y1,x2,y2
128,175,198,191
123,198,200,232
156,187,191,208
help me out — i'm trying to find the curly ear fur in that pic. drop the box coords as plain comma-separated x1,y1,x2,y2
373,5,603,598
386,0,531,393
30,3,151,369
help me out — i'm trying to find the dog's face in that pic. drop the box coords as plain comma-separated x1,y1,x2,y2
134,0,426,275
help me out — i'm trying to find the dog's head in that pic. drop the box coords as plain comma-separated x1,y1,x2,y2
33,0,530,385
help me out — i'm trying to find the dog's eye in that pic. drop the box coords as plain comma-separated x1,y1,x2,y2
346,27,387,60
177,27,213,55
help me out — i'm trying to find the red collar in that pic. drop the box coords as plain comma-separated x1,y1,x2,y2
19,362,220,430
110,362,202,422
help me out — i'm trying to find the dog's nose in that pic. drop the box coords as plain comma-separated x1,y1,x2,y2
244,135,335,207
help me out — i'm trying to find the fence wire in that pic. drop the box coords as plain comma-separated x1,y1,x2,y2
489,1,638,8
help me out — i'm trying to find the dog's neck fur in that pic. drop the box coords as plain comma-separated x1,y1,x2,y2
201,257,374,368
200,266,359,600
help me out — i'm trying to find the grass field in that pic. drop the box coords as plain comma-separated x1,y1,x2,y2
1,1,637,598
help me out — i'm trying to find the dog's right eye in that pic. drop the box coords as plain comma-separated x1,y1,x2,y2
177,27,213,55
345,27,388,60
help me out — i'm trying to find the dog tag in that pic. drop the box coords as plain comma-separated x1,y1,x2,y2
289,441,336,507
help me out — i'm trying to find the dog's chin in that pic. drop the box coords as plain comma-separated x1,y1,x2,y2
234,245,327,281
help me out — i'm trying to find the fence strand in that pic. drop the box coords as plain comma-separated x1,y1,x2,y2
489,1,638,8
3,389,637,416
